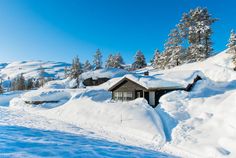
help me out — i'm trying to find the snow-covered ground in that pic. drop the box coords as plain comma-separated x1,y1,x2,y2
0,60,70,80
0,107,174,158
1,49,236,158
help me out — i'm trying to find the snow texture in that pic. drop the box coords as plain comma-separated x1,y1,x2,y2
1,49,236,158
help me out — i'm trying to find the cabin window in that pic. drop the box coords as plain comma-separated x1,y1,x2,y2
114,92,133,101
123,92,133,101
114,92,122,100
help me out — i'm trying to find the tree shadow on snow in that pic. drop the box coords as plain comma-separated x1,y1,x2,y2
0,125,178,158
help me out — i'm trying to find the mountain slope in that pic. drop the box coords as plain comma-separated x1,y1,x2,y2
0,60,70,80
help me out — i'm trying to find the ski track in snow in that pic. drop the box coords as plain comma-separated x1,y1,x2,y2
0,107,176,158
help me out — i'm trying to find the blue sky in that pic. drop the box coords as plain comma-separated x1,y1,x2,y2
0,0,236,64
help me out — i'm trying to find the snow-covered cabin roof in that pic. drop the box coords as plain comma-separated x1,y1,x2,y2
80,68,128,80
108,70,204,91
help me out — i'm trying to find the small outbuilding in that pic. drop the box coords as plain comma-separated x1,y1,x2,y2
108,71,203,108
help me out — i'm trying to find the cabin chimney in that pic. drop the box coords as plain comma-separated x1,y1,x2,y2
144,71,149,76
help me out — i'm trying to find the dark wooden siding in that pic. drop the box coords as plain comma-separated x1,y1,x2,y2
112,80,146,100
112,80,146,92
83,77,110,86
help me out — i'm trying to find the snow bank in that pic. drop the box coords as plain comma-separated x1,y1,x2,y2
159,79,236,157
4,49,236,157
166,50,236,82
0,91,24,107
10,89,72,109
43,97,166,148
21,89,71,102
9,87,166,149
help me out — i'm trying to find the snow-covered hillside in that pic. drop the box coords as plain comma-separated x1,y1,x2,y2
0,60,70,80
1,49,236,158
147,49,236,82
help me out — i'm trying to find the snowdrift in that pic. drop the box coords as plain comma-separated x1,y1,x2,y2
2,49,236,157
46,98,166,147
9,88,166,148
157,50,236,157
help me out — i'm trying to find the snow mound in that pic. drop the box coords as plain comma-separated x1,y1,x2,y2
0,91,24,107
159,79,236,157
10,89,72,109
44,97,166,148
8,87,166,149
2,49,236,157
168,50,236,82
21,89,71,102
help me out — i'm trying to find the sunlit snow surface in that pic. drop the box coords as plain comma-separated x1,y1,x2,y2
0,107,175,158
1,49,236,158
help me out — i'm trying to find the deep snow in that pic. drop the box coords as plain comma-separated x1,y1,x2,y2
1,49,236,158
0,107,175,158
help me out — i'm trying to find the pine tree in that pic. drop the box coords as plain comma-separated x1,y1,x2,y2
93,49,103,70
227,30,236,54
18,74,26,90
152,49,163,69
163,28,184,68
105,54,114,68
83,60,92,72
0,78,4,94
38,66,46,87
70,56,82,87
113,53,125,69
64,66,69,78
178,7,217,62
226,30,236,70
34,79,40,88
131,50,147,70
11,74,26,91
26,78,34,90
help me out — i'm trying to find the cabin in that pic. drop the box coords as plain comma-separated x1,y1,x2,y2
83,77,110,86
81,68,128,87
108,72,202,108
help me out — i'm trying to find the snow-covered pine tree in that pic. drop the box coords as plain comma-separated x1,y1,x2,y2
64,66,69,78
131,50,147,70
0,78,4,94
11,74,26,91
83,60,92,72
152,49,163,69
163,28,184,68
70,56,82,87
227,30,236,70
227,30,236,54
38,66,46,87
34,79,40,88
105,54,114,68
26,78,34,90
18,74,26,90
113,53,124,69
178,7,217,63
93,49,103,70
